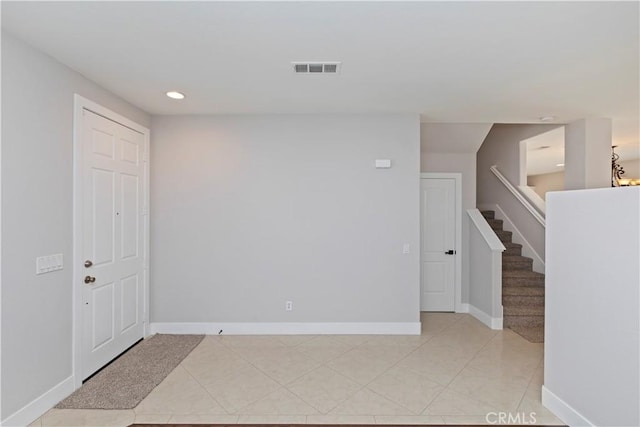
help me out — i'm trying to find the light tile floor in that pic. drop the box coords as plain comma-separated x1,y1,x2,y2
32,313,563,426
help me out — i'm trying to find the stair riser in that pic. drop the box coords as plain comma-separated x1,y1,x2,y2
503,270,544,279
488,219,503,230
503,261,533,270
504,306,545,316
503,295,545,307
503,286,545,296
503,247,522,256
496,231,513,243
481,211,495,220
504,315,545,328
504,278,544,287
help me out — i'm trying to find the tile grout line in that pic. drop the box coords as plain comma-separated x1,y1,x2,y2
217,335,364,417
420,322,501,416
435,331,535,416
178,358,235,417
342,316,470,416
513,353,546,413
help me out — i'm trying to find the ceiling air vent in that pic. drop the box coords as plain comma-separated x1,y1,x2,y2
292,62,341,74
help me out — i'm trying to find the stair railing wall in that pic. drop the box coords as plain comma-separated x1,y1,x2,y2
490,165,546,227
517,185,546,215
467,209,505,329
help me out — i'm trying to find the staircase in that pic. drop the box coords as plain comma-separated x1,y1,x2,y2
481,210,545,343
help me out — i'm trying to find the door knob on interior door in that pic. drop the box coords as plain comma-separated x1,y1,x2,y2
445,250,456,255
84,260,93,268
84,276,96,284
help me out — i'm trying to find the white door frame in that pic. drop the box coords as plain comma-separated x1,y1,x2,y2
420,173,462,312
72,95,150,389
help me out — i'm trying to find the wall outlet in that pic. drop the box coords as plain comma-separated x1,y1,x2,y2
285,300,293,311
402,243,410,254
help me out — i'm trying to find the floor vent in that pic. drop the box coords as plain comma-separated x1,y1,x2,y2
292,62,341,74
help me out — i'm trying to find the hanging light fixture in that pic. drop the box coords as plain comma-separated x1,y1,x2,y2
612,146,640,187
611,146,625,187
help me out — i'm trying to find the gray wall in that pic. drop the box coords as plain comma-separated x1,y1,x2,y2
420,152,476,305
477,124,561,259
545,187,639,425
150,114,420,323
564,118,612,190
1,32,150,419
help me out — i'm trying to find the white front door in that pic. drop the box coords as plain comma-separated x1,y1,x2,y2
80,109,146,379
421,178,456,311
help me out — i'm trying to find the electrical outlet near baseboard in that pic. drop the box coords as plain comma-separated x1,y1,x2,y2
285,300,293,311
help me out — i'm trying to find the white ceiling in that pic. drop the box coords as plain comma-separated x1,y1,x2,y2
2,1,639,158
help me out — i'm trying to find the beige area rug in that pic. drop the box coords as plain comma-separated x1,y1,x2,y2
56,334,204,409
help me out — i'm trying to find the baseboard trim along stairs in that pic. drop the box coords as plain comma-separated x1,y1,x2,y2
481,210,544,343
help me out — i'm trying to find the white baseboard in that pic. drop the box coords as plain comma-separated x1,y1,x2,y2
150,322,421,335
1,376,74,427
468,304,503,330
481,203,545,274
542,385,594,426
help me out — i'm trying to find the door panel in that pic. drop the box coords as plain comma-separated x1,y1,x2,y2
121,138,139,165
82,109,145,379
92,128,115,159
424,262,446,293
92,169,115,266
120,174,139,259
421,178,456,311
120,274,139,332
91,282,114,349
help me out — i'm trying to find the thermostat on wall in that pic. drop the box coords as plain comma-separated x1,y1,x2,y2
375,159,392,168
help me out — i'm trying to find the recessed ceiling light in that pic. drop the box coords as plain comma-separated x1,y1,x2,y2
166,91,185,100
539,116,555,122
556,163,565,167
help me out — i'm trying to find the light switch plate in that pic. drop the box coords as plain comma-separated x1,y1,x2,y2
36,254,63,275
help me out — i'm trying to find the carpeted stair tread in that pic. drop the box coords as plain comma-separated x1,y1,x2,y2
508,326,544,343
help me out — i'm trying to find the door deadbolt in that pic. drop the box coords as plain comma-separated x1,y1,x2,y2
84,276,96,284
84,260,93,268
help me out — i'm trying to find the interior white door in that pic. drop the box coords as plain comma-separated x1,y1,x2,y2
81,109,145,379
421,178,456,311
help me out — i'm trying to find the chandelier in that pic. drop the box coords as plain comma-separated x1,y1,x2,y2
612,146,640,187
